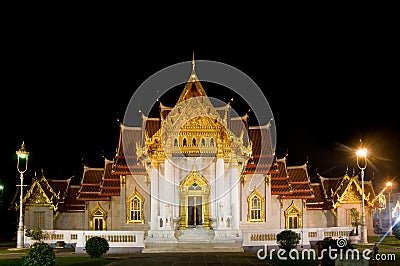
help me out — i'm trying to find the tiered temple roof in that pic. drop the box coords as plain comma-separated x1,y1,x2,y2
20,56,378,215
305,171,377,211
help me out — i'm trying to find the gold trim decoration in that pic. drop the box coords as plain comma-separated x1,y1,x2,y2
120,175,126,187
265,174,271,185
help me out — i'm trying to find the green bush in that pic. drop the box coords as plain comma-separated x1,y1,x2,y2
393,223,400,240
25,227,45,241
85,236,110,258
320,237,354,266
21,241,55,266
276,229,300,253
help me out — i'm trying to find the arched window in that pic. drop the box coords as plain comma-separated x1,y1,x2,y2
192,138,196,146
210,138,214,147
183,138,187,147
201,138,205,146
174,138,178,147
127,188,144,224
247,190,265,222
130,196,142,222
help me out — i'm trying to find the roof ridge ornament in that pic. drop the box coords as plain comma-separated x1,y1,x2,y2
192,50,195,71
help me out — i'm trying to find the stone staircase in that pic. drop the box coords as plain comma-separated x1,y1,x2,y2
142,227,244,253
142,242,244,253
176,227,215,243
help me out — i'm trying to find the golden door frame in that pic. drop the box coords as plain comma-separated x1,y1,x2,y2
178,168,211,230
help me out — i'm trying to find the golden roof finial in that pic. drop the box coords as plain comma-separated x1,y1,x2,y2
192,50,195,71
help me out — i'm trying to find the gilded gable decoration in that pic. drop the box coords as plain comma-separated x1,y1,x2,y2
23,176,58,211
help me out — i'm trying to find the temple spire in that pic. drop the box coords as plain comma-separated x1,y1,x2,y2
192,50,195,71
176,52,207,104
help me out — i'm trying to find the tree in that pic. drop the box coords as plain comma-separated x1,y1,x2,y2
276,229,300,253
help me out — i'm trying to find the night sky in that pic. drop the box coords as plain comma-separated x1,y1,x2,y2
1,21,399,226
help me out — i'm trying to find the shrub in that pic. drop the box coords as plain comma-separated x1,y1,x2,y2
85,236,110,258
276,229,300,253
25,227,45,241
21,241,55,266
393,223,400,240
320,237,354,266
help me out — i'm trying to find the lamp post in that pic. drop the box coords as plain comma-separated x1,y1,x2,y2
0,184,4,203
386,181,393,236
356,147,368,244
16,141,29,249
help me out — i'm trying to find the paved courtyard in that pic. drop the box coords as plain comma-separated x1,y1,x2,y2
107,252,273,266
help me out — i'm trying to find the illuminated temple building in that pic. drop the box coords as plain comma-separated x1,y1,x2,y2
21,59,380,249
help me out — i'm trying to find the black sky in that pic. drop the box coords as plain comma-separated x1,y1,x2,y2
1,19,399,210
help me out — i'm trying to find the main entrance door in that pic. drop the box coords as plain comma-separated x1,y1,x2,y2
188,196,202,226
178,167,211,229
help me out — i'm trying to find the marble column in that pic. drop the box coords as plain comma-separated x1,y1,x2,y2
150,167,159,230
230,166,239,229
164,159,175,229
216,157,225,227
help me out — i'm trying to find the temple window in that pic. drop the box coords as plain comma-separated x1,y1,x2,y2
127,188,145,224
284,201,303,229
174,138,178,147
89,203,107,230
247,190,265,222
201,138,205,146
192,138,196,146
94,217,104,231
210,138,215,147
183,138,187,147
33,211,45,228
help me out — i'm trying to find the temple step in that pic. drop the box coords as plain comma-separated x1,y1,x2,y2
176,227,215,243
142,242,244,253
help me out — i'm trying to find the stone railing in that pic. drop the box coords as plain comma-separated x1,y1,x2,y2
24,230,145,253
242,227,356,247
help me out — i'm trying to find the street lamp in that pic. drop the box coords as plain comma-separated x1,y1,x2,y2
386,181,393,236
356,146,368,244
0,184,4,203
16,141,29,249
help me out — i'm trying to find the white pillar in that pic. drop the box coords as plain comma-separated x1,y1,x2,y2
210,160,216,219
150,167,159,230
120,176,126,227
164,159,175,229
230,166,240,229
225,168,232,217
265,175,271,223
216,157,225,226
